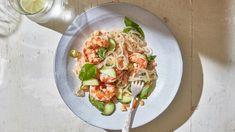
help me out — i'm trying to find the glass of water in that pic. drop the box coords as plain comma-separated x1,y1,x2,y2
8,0,54,15
8,0,69,23
8,0,76,32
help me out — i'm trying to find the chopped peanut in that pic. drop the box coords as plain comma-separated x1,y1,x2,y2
123,103,130,108
121,104,127,111
139,100,145,106
74,90,85,97
70,50,82,59
94,31,101,36
80,85,89,92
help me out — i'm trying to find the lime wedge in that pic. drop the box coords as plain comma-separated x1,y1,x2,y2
19,0,46,14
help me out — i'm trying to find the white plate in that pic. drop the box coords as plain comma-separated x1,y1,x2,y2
54,3,183,130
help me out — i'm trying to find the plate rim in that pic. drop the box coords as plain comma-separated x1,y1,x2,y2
54,2,183,130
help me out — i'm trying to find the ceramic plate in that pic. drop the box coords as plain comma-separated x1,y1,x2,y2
54,3,183,130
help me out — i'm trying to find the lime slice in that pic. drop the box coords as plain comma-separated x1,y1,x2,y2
19,0,46,14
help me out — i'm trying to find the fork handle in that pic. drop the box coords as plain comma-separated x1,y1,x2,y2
122,98,135,132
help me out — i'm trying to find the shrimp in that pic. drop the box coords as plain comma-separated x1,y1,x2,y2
83,48,101,64
83,32,109,64
90,84,116,101
129,53,148,68
100,73,116,83
85,36,109,49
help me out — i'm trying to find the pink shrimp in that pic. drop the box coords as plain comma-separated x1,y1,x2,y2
83,33,109,64
83,48,101,64
90,84,116,101
129,53,148,68
85,36,109,49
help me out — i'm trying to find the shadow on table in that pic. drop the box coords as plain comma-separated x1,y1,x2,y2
192,0,231,65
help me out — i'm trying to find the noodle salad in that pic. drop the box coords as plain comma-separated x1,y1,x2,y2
69,17,157,116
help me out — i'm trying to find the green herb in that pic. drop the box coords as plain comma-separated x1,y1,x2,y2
123,16,145,39
147,55,156,61
140,72,146,76
123,26,134,33
135,26,145,39
124,16,139,27
98,48,107,60
79,64,97,81
108,38,116,51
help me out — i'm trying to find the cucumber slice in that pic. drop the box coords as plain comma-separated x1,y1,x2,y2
101,102,116,116
83,79,99,86
108,38,116,51
100,67,116,78
116,88,123,100
89,95,104,112
118,93,132,104
138,84,153,99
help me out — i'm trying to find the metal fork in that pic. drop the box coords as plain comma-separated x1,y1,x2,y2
122,81,145,132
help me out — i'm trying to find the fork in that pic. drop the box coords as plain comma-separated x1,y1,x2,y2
122,81,145,132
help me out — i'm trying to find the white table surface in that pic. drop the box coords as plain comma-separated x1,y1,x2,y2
1,0,235,132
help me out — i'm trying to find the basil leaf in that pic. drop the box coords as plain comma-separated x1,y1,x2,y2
123,26,135,33
124,16,139,27
147,55,156,61
123,26,144,39
136,26,145,39
124,16,145,39
79,64,97,81
98,48,106,60
108,38,116,51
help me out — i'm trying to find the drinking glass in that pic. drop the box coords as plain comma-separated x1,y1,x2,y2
7,0,77,33
8,0,54,15
8,0,69,23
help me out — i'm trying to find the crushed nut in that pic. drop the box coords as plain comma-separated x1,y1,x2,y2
139,100,145,106
70,49,82,59
121,104,127,112
74,89,85,97
94,31,101,36
123,103,130,108
80,85,89,92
